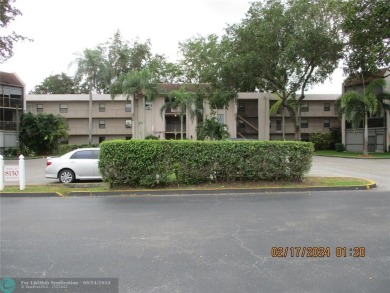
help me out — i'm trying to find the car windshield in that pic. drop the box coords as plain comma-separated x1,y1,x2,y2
70,150,99,160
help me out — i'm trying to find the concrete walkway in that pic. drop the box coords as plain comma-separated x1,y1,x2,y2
309,156,390,191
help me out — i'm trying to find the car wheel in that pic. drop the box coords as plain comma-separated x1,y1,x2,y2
59,169,75,183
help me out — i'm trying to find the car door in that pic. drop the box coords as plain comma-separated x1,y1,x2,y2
69,150,95,179
91,149,101,178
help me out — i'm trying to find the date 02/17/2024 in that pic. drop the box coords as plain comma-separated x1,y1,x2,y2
271,247,366,258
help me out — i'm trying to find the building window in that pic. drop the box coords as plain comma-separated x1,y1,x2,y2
37,104,43,113
324,119,330,128
59,104,68,113
99,120,105,129
145,100,152,110
125,136,132,140
99,137,105,143
99,103,106,112
300,103,309,112
217,114,224,124
238,120,245,129
324,103,330,111
301,119,308,128
125,102,132,112
276,119,282,131
238,103,245,113
301,133,310,141
125,119,132,128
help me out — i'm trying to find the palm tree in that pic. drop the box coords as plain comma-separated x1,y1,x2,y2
270,94,286,140
110,69,159,139
160,85,196,139
337,78,388,155
72,48,108,145
197,117,230,140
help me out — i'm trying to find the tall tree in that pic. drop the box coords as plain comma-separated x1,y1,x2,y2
105,31,152,81
30,72,82,94
145,54,183,83
0,0,30,63
160,85,196,139
100,31,167,90
224,0,344,139
179,34,221,84
110,69,159,139
178,34,238,111
72,48,108,144
73,48,109,94
337,79,388,155
341,0,390,75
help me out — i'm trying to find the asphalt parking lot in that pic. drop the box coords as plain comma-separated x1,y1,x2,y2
1,190,389,292
3,156,390,191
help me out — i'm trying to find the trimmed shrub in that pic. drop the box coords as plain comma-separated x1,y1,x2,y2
309,132,333,150
99,140,314,188
335,143,344,152
145,135,159,140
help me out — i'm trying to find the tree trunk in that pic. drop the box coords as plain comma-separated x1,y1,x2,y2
294,123,300,140
363,112,368,155
180,115,184,140
297,104,301,140
286,103,300,140
282,107,285,141
88,80,92,145
362,73,368,156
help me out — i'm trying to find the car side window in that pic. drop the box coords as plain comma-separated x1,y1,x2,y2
91,150,99,160
70,150,93,159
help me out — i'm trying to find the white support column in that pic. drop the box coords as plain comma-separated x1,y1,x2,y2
0,155,4,191
341,113,346,146
19,154,25,190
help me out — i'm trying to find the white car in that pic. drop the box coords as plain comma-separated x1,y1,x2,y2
45,148,102,183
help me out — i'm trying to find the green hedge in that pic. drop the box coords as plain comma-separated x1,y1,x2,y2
99,140,314,187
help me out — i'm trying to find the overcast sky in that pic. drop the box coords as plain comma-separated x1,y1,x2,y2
2,0,344,94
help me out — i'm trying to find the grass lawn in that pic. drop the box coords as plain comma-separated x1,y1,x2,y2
315,150,390,158
0,177,373,196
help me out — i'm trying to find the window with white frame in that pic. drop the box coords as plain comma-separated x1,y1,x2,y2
125,102,132,112
99,120,105,129
99,103,106,112
59,104,68,113
324,119,330,128
301,119,308,128
300,102,309,112
37,104,43,113
324,103,330,111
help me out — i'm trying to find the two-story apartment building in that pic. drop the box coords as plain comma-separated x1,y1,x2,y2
26,89,341,144
26,94,133,144
0,72,25,153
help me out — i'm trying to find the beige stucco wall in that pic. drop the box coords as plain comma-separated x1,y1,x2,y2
26,92,345,144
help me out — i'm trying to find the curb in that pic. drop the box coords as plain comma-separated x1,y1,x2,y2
0,181,376,198
314,155,390,159
0,192,61,198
